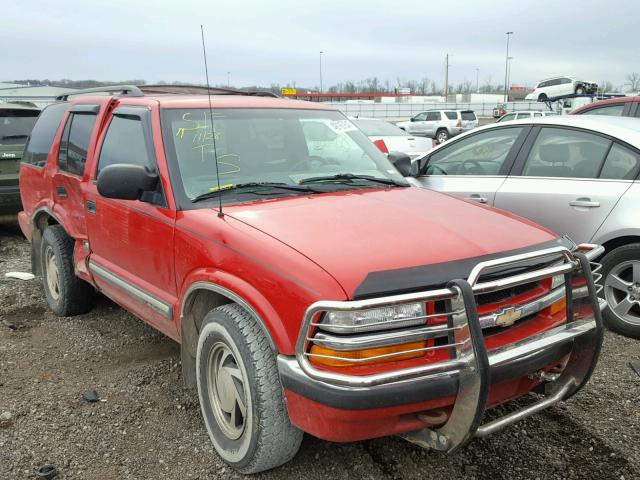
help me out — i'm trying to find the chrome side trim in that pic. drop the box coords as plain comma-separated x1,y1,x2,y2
88,261,173,319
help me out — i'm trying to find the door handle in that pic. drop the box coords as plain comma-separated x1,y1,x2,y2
86,200,96,214
467,194,488,204
55,186,68,198
569,198,600,208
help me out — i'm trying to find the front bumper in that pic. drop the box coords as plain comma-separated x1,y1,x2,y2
279,245,604,450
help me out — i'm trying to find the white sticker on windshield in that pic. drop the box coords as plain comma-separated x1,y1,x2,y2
327,120,358,134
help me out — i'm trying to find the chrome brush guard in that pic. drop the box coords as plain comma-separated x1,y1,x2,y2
294,244,605,452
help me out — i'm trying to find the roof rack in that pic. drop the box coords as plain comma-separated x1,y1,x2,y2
139,84,280,98
55,85,143,101
54,84,280,101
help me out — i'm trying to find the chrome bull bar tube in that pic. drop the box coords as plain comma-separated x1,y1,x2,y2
293,245,603,451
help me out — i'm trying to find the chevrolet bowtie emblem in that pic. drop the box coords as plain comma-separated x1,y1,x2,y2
494,307,523,327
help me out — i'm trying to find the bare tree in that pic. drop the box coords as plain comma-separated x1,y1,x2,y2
626,73,640,92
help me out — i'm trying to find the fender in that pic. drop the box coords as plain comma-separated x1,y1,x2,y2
178,268,289,353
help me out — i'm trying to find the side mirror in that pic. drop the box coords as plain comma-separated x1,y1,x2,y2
97,164,159,200
388,151,414,177
410,117,416,122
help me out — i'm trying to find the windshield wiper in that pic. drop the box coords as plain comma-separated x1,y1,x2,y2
191,182,319,203
298,173,405,186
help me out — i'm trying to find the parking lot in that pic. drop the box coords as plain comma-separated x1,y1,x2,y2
1,224,639,480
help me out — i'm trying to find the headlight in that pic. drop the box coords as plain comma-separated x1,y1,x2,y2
320,302,425,333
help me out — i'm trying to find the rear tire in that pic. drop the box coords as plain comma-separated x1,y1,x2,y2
601,244,640,339
41,225,95,316
196,304,302,473
435,129,449,144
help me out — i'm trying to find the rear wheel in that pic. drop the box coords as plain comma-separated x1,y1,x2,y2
601,244,640,339
41,225,95,316
196,304,302,473
436,129,449,144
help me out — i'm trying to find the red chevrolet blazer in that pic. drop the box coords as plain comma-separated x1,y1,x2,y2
18,85,604,473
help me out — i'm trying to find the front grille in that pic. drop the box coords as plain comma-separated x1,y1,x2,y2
476,281,539,306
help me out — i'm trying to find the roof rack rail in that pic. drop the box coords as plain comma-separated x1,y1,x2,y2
55,85,144,101
139,84,280,98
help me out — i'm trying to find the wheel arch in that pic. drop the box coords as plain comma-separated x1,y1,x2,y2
601,235,640,255
179,281,279,388
31,207,62,275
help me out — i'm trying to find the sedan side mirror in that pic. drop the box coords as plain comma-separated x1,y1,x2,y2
388,151,415,177
97,164,159,201
410,117,416,122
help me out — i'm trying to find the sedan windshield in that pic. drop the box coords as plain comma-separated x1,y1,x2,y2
162,108,408,204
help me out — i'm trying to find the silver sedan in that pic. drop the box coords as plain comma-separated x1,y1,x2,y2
400,115,640,338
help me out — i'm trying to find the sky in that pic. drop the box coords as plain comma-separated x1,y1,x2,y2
3,0,637,90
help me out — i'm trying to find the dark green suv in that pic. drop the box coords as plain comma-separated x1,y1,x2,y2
0,103,40,221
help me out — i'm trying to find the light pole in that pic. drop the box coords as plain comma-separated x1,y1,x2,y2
319,51,324,94
476,68,480,94
227,71,230,87
506,57,513,96
444,53,450,100
503,31,513,102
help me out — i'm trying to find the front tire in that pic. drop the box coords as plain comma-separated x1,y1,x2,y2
436,129,449,144
196,304,302,473
575,86,585,95
601,244,640,339
538,93,548,101
41,225,95,316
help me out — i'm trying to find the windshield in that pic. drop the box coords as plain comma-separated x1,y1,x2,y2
352,119,409,137
0,109,39,146
162,108,407,204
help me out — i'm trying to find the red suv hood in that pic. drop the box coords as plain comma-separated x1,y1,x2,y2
226,188,557,297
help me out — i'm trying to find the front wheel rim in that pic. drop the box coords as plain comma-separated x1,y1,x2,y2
604,260,640,326
45,246,61,301
206,342,248,440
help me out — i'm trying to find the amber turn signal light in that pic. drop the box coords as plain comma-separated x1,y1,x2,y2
309,341,427,368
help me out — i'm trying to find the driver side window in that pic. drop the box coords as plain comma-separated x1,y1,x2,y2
413,113,427,121
422,127,523,176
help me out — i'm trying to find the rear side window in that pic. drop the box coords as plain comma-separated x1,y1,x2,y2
579,104,625,116
461,111,476,121
444,112,457,120
426,112,441,121
600,144,640,180
97,116,150,174
22,103,67,167
522,128,611,179
58,113,97,176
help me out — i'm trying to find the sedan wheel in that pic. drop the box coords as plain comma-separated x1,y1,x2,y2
604,260,640,328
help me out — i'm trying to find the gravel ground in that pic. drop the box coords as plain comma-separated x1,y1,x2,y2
1,223,639,480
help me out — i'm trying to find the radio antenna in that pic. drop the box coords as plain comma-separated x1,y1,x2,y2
200,24,224,218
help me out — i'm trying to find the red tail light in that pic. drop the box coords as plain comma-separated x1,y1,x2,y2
373,139,389,154
456,119,462,127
